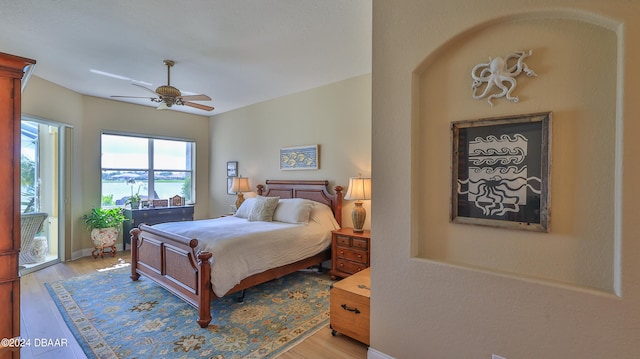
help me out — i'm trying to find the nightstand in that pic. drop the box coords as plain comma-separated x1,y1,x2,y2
330,228,371,280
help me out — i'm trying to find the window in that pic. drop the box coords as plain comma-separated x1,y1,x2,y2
101,132,195,207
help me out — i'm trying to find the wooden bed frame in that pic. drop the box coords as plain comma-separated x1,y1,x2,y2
130,179,343,328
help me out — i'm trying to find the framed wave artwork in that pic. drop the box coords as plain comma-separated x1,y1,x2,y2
280,145,319,170
450,112,551,232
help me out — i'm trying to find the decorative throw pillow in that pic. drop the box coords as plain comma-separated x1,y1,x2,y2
234,197,256,218
248,196,280,222
272,198,314,224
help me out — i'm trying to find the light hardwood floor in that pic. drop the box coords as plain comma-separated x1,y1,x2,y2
19,251,368,359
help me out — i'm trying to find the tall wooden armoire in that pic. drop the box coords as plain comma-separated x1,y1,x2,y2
0,52,36,359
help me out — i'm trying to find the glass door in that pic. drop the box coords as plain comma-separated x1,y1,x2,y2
20,117,68,274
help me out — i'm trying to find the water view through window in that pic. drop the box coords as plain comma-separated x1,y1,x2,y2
101,133,195,207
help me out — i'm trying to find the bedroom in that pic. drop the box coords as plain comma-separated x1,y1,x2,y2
0,2,372,359
2,1,373,358
3,0,640,358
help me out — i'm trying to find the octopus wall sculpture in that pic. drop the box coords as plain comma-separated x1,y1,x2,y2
471,50,538,106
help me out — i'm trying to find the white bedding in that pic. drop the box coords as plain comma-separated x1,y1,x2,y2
151,204,338,297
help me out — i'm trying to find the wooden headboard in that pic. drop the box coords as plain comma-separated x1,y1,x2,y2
256,180,343,227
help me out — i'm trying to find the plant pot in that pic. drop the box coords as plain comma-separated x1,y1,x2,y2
30,236,48,262
130,201,140,209
91,227,119,259
91,227,119,248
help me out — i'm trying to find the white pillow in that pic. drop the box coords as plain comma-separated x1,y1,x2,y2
309,201,340,230
272,198,314,224
234,197,256,218
248,196,280,222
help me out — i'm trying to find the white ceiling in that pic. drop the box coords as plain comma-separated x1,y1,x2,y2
0,0,372,115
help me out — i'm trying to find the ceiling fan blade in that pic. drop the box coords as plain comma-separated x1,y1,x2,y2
111,95,157,99
179,94,211,101
132,82,159,95
184,101,214,111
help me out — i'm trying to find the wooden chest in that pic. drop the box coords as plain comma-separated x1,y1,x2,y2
330,267,371,345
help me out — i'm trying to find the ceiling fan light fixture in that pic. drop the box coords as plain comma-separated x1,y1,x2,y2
155,84,181,97
111,59,214,112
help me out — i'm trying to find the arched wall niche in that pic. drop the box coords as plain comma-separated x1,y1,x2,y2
411,9,621,293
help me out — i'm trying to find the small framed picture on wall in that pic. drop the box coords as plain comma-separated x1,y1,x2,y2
227,161,238,177
227,177,235,195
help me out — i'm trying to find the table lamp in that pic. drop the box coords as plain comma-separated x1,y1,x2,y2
231,176,251,210
344,176,371,232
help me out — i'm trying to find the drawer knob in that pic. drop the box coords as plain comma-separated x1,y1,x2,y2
341,304,361,314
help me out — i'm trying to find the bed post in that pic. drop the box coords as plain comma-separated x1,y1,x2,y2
334,185,343,227
130,228,140,281
257,184,264,195
197,251,213,328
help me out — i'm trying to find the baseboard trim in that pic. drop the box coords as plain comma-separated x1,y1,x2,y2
368,347,395,359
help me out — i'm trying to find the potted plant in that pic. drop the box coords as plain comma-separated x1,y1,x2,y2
125,179,143,209
82,207,127,258
125,193,142,209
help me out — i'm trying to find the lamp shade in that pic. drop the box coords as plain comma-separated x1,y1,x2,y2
344,177,372,201
231,177,251,193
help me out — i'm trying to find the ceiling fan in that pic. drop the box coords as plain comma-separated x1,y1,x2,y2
112,60,214,111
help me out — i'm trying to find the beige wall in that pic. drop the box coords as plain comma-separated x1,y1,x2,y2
419,18,616,291
209,74,372,228
372,1,639,358
22,77,211,255
22,77,84,259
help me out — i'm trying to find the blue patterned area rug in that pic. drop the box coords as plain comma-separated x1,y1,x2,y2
46,266,333,359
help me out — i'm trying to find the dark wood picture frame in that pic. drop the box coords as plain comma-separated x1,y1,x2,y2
227,177,235,195
152,199,169,208
227,161,238,177
170,195,184,207
227,161,238,194
451,112,551,232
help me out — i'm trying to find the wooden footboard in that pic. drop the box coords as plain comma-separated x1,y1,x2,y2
130,179,341,328
130,224,214,327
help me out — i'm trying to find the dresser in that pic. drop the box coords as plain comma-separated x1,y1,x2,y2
0,52,36,358
122,206,194,250
330,267,371,345
330,228,371,279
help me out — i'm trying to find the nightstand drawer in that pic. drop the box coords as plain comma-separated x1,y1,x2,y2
335,235,352,247
336,248,368,265
335,235,369,250
352,238,368,250
335,258,367,275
